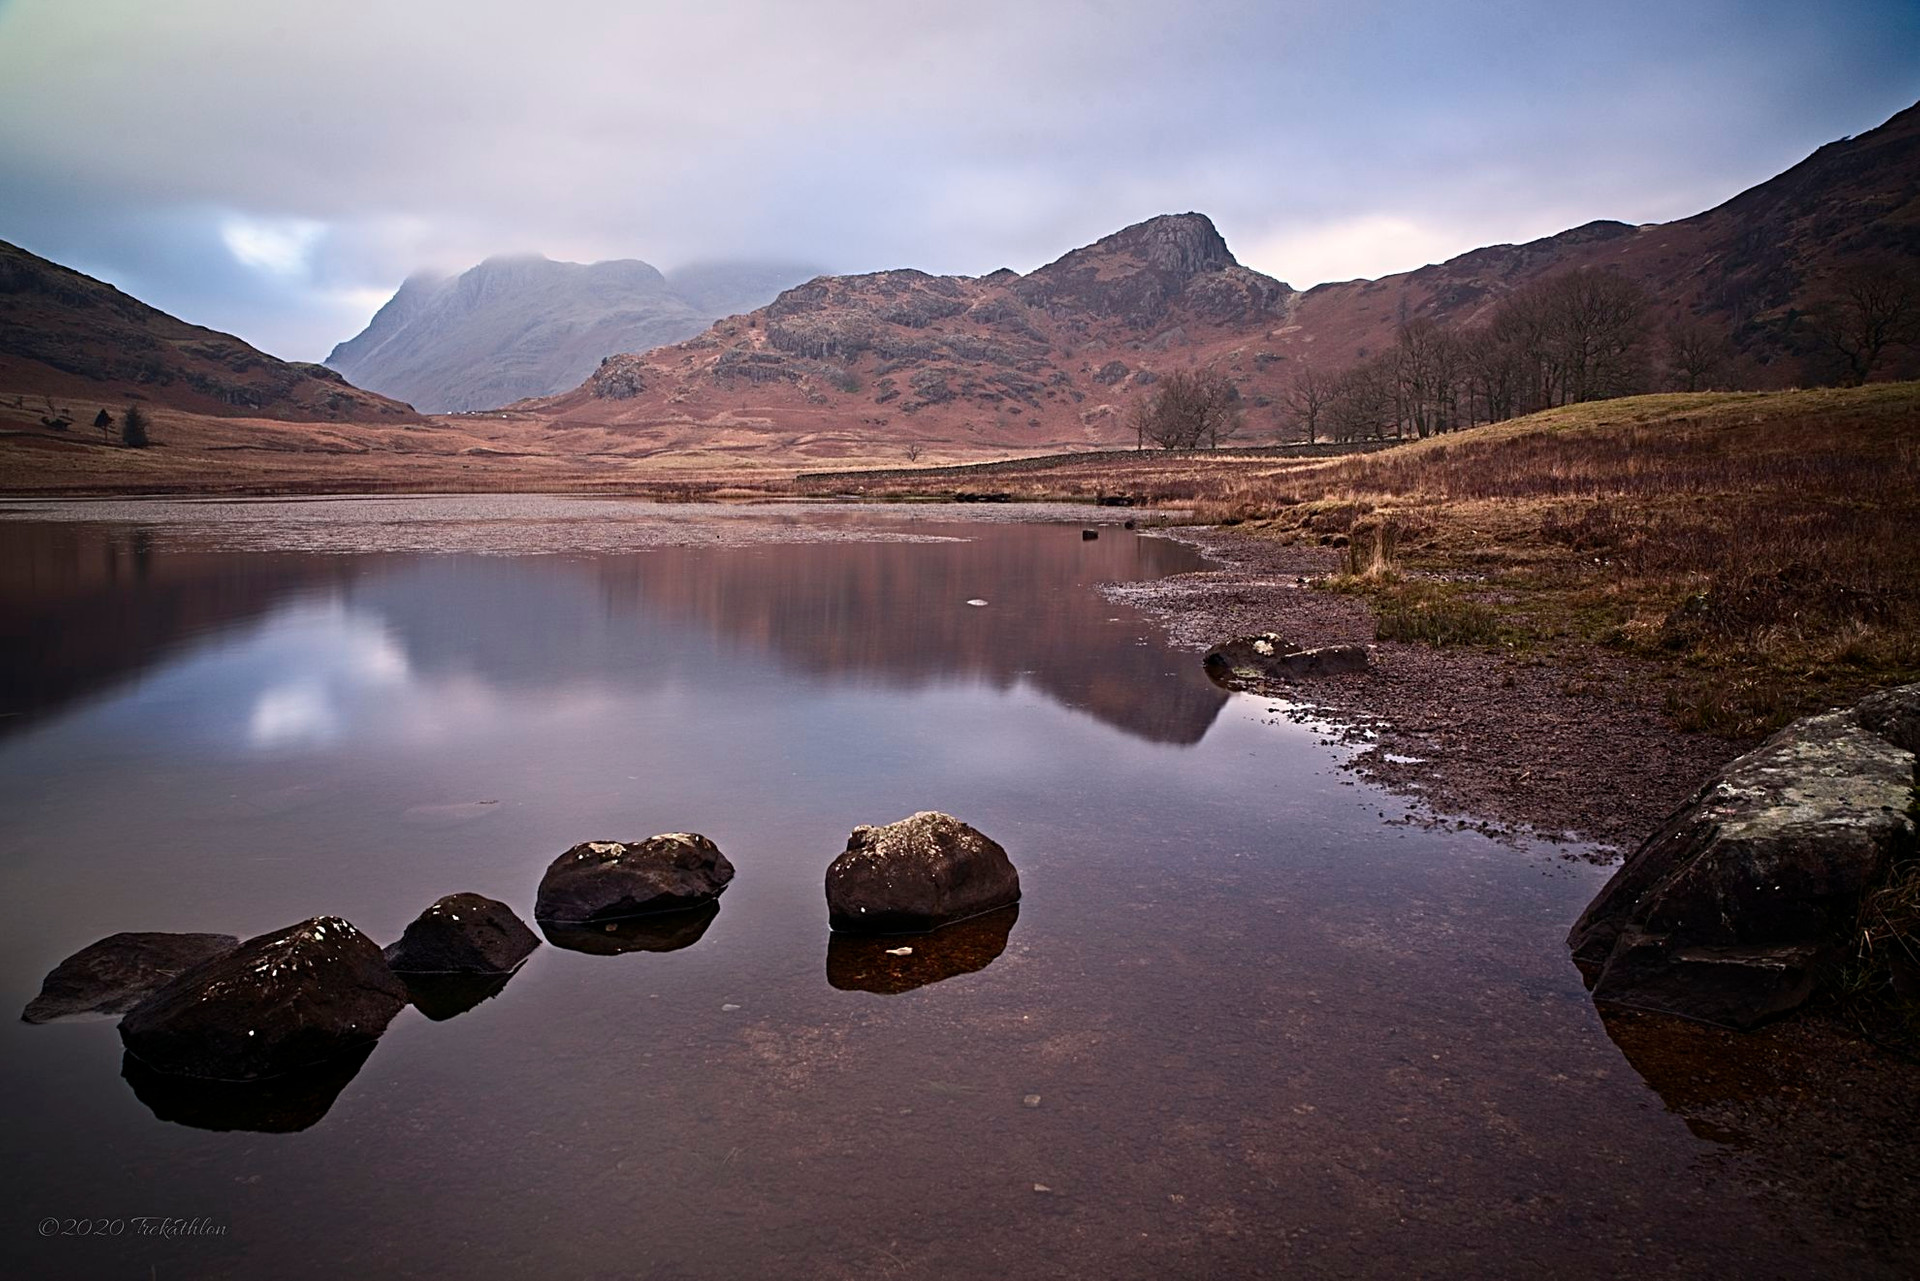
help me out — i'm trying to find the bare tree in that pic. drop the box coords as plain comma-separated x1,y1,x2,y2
1662,318,1732,391
1279,362,1330,444
1809,264,1919,386
1327,357,1397,442
1488,268,1650,409
1131,369,1241,450
903,443,922,462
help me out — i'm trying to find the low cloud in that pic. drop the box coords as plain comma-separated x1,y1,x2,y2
1,0,1914,360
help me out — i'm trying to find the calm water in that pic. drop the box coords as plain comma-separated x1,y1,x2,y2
0,498,1868,1278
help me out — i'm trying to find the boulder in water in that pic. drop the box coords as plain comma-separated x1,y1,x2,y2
535,834,734,924
119,916,407,1081
22,931,239,1023
383,893,538,974
826,811,1020,934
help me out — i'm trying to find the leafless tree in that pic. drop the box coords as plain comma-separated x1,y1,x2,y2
1809,264,1919,386
1488,268,1650,410
1131,369,1241,449
1327,357,1397,442
1662,318,1732,391
1279,361,1330,443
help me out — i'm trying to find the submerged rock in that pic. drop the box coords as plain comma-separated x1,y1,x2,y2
826,811,1020,934
119,916,408,1081
535,834,735,924
383,892,538,974
1203,633,1369,686
828,903,1019,993
539,901,721,955
22,931,240,1023
1569,685,1920,1029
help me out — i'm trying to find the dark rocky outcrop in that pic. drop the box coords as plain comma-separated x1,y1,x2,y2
1569,685,1920,1028
534,834,735,924
22,931,239,1023
383,892,538,975
825,811,1021,934
1203,634,1370,686
539,901,720,955
826,904,1018,994
119,917,408,1081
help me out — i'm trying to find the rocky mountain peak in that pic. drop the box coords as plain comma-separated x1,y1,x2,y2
1014,212,1282,328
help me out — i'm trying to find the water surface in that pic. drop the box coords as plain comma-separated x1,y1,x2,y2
0,498,1873,1278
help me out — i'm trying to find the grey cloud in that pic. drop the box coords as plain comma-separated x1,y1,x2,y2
0,0,1915,360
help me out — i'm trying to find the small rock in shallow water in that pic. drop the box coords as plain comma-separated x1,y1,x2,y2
535,833,734,924
825,812,1020,934
383,892,537,975
23,932,240,1023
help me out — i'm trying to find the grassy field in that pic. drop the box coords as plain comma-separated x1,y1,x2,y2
842,383,1920,737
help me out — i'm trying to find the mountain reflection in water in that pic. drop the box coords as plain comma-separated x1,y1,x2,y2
0,517,1223,747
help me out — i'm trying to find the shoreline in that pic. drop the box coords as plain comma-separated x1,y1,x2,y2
1116,523,1751,856
1115,520,1920,1271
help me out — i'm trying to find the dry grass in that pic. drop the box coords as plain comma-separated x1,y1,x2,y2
1172,385,1920,736
782,387,1920,736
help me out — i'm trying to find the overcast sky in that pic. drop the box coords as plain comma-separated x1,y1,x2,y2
1,0,1915,361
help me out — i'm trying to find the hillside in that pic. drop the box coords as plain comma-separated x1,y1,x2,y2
326,255,820,412
525,212,1299,455
0,240,417,423
526,100,1919,457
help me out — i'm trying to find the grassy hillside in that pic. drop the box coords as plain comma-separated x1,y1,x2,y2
1203,384,1920,735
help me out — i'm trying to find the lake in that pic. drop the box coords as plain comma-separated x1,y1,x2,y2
0,497,1867,1278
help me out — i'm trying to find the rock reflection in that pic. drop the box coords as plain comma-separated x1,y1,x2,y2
1598,1009,1771,1146
397,969,521,1021
121,1045,375,1133
826,904,1018,995
539,902,720,955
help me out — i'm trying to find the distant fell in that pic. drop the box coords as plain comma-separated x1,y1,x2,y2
326,254,822,413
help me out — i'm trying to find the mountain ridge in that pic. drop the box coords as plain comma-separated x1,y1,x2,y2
517,99,1918,455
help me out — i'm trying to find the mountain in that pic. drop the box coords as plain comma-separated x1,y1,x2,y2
1282,99,1920,378
527,100,1920,455
0,240,415,421
528,212,1298,453
326,255,822,413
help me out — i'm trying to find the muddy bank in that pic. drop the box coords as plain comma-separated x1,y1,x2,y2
1110,525,1750,854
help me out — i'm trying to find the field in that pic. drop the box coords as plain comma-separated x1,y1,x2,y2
808,384,1920,736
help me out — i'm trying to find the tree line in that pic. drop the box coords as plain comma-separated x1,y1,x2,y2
1130,260,1916,449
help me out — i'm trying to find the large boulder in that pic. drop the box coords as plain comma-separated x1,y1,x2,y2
1569,685,1920,1028
119,916,408,1081
534,834,734,924
383,893,538,974
22,931,239,1023
826,811,1020,934
1203,634,1369,687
